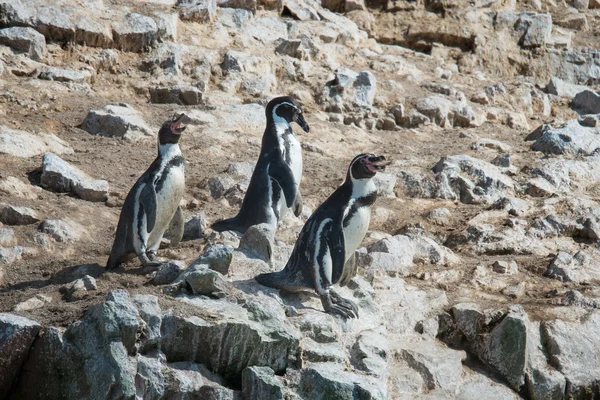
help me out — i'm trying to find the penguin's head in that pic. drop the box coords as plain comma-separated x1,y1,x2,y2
349,153,387,180
266,96,310,133
158,113,187,145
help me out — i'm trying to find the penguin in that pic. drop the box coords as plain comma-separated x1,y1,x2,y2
211,96,309,234
255,153,387,319
106,113,187,270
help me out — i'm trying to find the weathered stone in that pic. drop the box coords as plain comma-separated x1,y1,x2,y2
185,268,231,297
546,77,587,99
218,0,257,13
192,244,234,275
179,0,217,22
81,104,154,142
153,260,186,285
75,15,113,48
14,290,140,399
275,35,319,61
492,260,518,275
541,311,600,398
238,223,274,263
0,313,41,398
530,119,600,156
351,330,388,377
300,362,385,399
150,85,203,105
242,366,284,400
571,90,600,115
207,176,235,199
38,66,87,83
41,152,108,202
372,173,396,198
112,13,158,52
0,26,45,60
183,211,209,240
0,228,17,247
160,296,300,385
543,250,600,283
397,341,466,394
0,204,39,225
38,219,81,243
0,126,73,158
0,177,41,200
60,275,97,301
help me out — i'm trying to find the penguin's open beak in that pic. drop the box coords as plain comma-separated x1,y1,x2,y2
366,155,387,173
171,113,187,134
293,113,310,133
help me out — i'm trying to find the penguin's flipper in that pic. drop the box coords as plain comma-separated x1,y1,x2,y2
327,221,346,285
268,158,297,208
140,182,157,234
293,191,303,217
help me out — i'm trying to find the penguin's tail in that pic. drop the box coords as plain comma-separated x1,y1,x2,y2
105,251,121,270
211,217,246,233
255,270,288,290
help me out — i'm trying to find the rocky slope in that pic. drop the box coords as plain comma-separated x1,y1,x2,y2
1,0,600,398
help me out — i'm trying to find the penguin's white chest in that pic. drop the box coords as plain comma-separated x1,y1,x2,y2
286,134,302,187
148,164,185,246
343,206,371,261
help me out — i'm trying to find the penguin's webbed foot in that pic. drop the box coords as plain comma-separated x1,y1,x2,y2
330,289,359,318
320,291,358,319
139,252,162,267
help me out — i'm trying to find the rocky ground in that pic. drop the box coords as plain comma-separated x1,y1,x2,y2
1,0,600,398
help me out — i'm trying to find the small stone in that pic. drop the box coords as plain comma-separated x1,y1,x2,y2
372,173,396,198
12,294,52,312
207,176,234,199
0,126,73,159
185,268,231,297
491,260,519,275
38,219,80,243
0,27,46,61
0,228,17,247
0,205,39,225
153,260,186,285
502,282,526,299
60,275,97,301
38,66,87,83
425,208,452,225
491,153,511,168
506,112,530,130
471,92,490,105
571,90,600,115
183,212,209,240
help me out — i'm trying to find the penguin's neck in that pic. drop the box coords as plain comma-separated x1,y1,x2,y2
270,112,292,139
350,176,376,200
158,143,181,160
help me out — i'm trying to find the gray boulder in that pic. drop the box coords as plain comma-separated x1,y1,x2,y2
38,66,87,83
546,77,587,99
153,260,186,285
541,311,600,398
0,26,45,60
0,204,39,225
300,362,385,399
179,0,217,23
38,219,81,243
530,119,600,156
0,126,73,158
238,223,274,264
81,104,154,142
149,85,203,105
543,250,600,283
183,211,209,240
571,90,600,115
112,13,158,52
60,275,97,301
0,313,41,398
41,153,109,202
184,267,232,297
192,244,234,274
242,366,284,400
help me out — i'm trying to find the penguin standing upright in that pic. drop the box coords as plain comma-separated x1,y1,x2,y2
255,153,387,318
106,114,187,269
211,96,309,234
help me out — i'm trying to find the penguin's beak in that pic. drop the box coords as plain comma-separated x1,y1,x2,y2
366,155,387,172
171,113,187,134
293,113,310,133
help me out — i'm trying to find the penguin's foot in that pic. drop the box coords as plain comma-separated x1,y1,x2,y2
330,289,359,318
320,292,358,319
138,252,162,267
